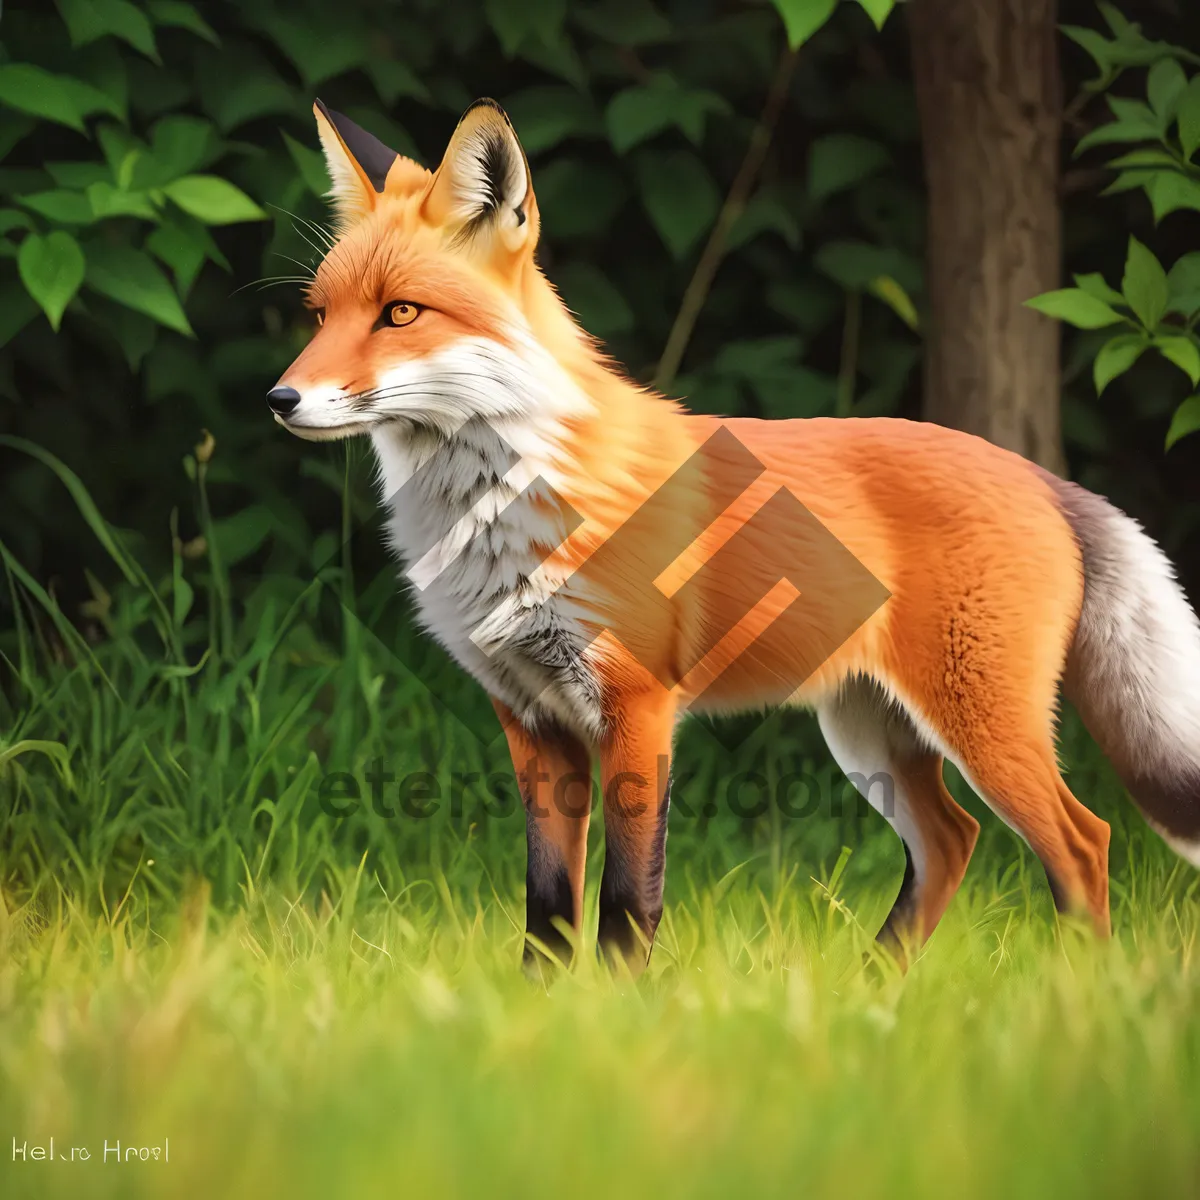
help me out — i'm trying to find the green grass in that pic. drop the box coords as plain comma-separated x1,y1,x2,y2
3,444,1200,1199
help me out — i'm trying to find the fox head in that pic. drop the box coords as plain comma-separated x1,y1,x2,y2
268,98,594,444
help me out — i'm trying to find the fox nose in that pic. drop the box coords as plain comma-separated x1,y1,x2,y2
266,385,301,416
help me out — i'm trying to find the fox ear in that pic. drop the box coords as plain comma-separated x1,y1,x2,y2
424,99,536,255
313,100,399,229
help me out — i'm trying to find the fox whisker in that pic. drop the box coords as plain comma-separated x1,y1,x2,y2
267,202,337,251
270,252,318,278
290,223,330,261
231,276,315,296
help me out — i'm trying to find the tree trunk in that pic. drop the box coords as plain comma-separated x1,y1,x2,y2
908,0,1065,473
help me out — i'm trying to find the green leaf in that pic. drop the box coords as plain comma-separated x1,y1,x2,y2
572,0,672,45
856,0,895,29
1122,236,1169,328
1166,252,1200,317
0,114,36,160
282,132,331,197
807,134,890,206
1166,394,1200,449
1076,120,1161,154
55,0,159,61
1146,171,1200,221
161,176,267,225
45,161,112,189
146,211,226,296
606,81,730,154
0,65,89,131
1066,12,1199,88
1075,97,1165,154
211,504,275,566
535,158,626,238
867,275,919,331
1180,75,1200,161
1102,168,1161,195
766,279,840,334
17,231,86,331
1073,272,1126,308
1024,288,1124,329
60,74,124,122
486,0,567,56
553,262,635,337
815,241,922,294
1060,26,1117,88
1093,332,1147,394
1106,147,1179,169
727,189,802,251
366,60,431,106
635,150,719,260
87,182,157,220
146,0,220,45
84,241,193,335
16,190,96,225
1109,96,1170,135
713,335,803,376
255,13,368,87
505,86,602,155
97,122,143,183
677,372,741,416
197,49,294,132
709,336,837,417
0,210,34,235
132,116,220,189
1154,334,1200,386
517,30,588,91
759,366,836,420
1147,57,1187,120
771,0,837,49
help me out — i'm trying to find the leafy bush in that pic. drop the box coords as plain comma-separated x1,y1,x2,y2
0,0,924,611
1031,5,1200,449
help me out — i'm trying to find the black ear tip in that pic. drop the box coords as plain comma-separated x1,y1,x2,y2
462,97,509,123
313,102,399,192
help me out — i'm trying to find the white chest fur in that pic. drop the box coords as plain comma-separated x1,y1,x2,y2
367,380,604,739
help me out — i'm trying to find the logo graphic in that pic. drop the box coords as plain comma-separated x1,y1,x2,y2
314,423,890,748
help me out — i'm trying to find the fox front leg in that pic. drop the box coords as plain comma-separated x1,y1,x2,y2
597,691,676,971
493,700,593,969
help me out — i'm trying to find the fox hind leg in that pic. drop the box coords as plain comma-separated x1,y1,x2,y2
951,738,1111,935
818,680,980,960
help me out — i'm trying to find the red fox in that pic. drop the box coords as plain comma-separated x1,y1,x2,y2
270,98,1200,969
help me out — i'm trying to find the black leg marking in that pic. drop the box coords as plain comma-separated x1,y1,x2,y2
1045,869,1070,915
878,842,918,946
598,776,671,960
524,808,573,967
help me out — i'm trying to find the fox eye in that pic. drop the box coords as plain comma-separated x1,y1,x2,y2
384,301,420,328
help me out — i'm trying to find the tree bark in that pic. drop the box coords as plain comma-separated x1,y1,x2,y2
909,0,1065,473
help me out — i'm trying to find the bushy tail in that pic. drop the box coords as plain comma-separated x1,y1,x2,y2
1046,474,1200,863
